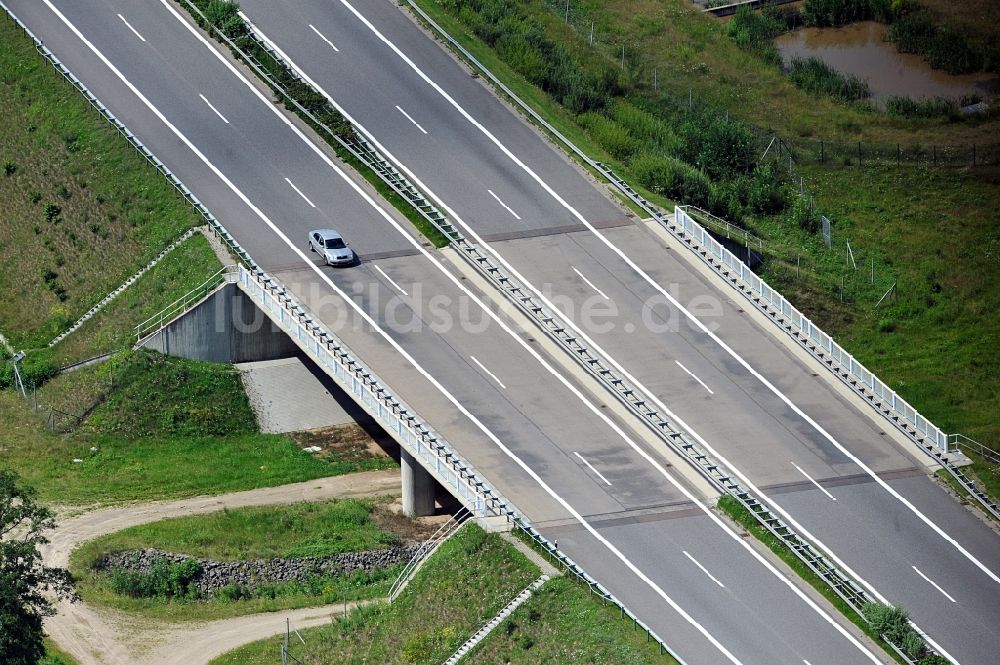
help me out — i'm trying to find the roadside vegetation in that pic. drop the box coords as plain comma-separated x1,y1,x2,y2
717,495,938,664
210,524,538,664
0,15,204,349
69,498,422,621
466,575,677,664
0,350,394,506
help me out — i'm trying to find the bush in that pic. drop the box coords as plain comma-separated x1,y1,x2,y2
108,556,201,599
747,163,788,215
678,115,755,181
726,5,785,65
631,154,710,208
0,351,60,390
787,194,818,232
788,57,870,102
610,101,679,154
862,602,934,660
802,0,893,27
202,0,240,28
578,113,638,159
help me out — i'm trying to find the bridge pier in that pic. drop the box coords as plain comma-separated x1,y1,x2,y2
401,450,436,517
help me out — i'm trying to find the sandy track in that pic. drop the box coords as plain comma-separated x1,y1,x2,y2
42,470,400,665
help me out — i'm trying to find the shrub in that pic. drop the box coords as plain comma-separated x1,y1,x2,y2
787,57,870,102
43,203,61,222
108,556,200,599
3,161,15,176
747,163,788,215
726,5,785,65
202,0,240,28
678,115,755,181
787,194,818,232
578,113,638,159
610,101,679,154
631,154,711,208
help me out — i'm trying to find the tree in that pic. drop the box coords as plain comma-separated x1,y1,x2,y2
0,470,77,665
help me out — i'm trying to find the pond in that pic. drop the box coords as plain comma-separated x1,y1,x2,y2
775,21,999,103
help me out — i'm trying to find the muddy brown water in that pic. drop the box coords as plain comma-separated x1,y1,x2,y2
776,21,999,103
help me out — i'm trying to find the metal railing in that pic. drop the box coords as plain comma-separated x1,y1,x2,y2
949,434,1000,466
134,265,236,342
389,507,471,602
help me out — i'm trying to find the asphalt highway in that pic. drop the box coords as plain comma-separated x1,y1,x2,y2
6,0,895,662
229,1,1000,662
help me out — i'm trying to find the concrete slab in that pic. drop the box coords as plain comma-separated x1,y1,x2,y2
238,354,367,433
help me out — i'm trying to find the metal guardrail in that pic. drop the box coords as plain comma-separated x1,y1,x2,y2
390,507,471,602
134,265,235,342
678,205,764,250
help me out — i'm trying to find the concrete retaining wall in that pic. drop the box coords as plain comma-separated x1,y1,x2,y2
143,283,297,363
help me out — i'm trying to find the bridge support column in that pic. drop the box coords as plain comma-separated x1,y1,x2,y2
401,450,435,517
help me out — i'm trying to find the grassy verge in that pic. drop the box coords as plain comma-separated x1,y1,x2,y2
936,451,1000,525
0,351,395,506
209,524,538,664
0,15,203,347
467,575,677,664
717,495,905,664
68,499,421,621
46,231,222,367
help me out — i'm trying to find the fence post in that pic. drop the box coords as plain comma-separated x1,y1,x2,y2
858,141,862,167
973,143,976,167
820,139,824,163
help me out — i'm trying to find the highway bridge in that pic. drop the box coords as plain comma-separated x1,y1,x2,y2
7,0,998,663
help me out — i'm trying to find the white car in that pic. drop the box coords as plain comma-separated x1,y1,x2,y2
308,229,356,266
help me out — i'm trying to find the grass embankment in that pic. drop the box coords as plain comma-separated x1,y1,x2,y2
716,495,906,664
0,16,203,348
45,232,223,367
467,575,677,664
212,525,676,664
0,350,395,506
210,525,538,664
410,0,1000,456
69,499,418,621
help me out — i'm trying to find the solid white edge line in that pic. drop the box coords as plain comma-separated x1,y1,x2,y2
683,551,725,588
308,23,339,52
674,360,714,396
372,264,408,296
469,355,506,390
284,177,316,208
242,13,886,664
487,188,521,220
198,93,230,124
395,104,428,134
913,566,957,604
116,13,145,42
56,4,746,662
336,0,997,615
571,266,610,300
791,462,837,501
573,451,612,486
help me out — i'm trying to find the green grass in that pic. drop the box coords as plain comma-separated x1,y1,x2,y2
0,15,203,348
41,638,79,665
46,232,223,367
73,499,403,563
209,524,539,664
936,451,1000,525
467,575,678,664
0,351,395,506
67,499,411,621
717,495,906,664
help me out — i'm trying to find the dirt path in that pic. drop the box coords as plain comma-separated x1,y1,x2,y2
42,469,400,665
